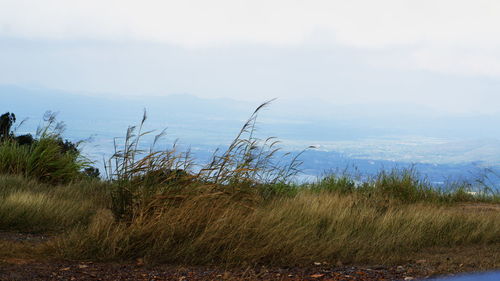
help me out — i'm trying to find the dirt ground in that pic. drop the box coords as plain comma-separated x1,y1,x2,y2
1,238,498,281
1,201,499,281
0,260,420,281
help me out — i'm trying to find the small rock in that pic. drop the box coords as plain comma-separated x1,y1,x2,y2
396,266,405,272
314,262,322,266
404,277,415,281
78,264,89,269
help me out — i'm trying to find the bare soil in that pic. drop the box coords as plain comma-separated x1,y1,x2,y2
0,261,418,281
1,201,499,281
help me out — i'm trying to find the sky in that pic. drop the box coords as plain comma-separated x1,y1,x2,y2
1,0,500,114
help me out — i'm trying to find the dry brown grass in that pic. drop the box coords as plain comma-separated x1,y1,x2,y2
47,189,500,266
1,104,499,270
0,175,109,232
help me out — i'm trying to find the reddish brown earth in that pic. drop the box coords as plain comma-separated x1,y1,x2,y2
0,260,427,281
0,231,498,281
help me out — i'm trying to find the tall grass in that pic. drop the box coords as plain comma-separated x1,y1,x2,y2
0,139,86,185
1,104,499,268
0,112,89,184
308,167,500,204
105,102,307,185
104,102,310,218
48,189,500,265
0,175,109,232
199,100,309,185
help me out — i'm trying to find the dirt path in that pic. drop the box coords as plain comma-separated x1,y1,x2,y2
0,260,423,281
0,231,498,281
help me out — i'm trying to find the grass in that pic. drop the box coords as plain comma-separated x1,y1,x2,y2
0,105,499,270
44,188,499,266
0,126,88,185
0,175,109,232
1,170,498,266
308,169,500,204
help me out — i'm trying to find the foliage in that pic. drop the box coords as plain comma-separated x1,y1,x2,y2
306,167,500,204
0,111,93,184
0,112,16,140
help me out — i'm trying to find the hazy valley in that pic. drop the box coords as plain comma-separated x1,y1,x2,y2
4,84,500,189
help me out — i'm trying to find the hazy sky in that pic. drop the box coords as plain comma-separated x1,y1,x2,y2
1,0,500,114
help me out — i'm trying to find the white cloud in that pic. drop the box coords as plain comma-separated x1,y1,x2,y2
0,0,316,46
1,0,500,47
2,0,500,77
410,48,500,77
1,0,500,114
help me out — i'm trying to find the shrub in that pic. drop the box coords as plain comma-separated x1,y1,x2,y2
372,168,436,202
311,174,357,194
0,111,93,184
0,112,16,140
0,137,86,184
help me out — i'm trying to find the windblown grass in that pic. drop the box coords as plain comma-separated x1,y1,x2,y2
104,102,310,219
308,168,500,204
48,189,500,265
0,175,109,232
1,103,499,268
0,112,89,185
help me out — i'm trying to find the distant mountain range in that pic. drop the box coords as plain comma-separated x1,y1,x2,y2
3,84,500,187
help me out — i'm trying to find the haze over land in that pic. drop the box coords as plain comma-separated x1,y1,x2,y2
3,85,500,187
2,1,500,186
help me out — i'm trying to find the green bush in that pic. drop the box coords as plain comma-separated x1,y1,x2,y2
0,136,87,185
0,111,94,184
373,168,436,202
310,174,357,194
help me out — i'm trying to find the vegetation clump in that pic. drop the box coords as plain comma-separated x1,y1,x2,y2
0,111,96,185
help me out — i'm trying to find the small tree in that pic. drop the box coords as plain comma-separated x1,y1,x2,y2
0,112,15,140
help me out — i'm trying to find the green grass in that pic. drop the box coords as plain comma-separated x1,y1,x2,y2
0,175,109,232
0,138,87,185
307,168,500,204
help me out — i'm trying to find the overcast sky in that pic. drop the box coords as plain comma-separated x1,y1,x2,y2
1,0,500,114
